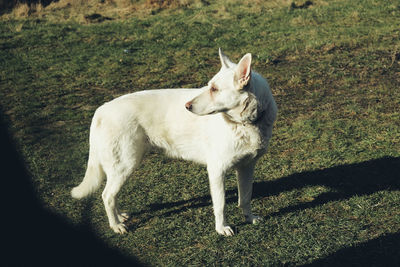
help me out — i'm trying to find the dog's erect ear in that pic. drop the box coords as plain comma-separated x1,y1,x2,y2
219,48,235,69
235,53,252,90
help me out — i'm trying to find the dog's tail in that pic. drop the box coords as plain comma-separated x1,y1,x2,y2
71,153,105,199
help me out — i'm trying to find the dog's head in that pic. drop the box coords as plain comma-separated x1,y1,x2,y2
185,49,258,122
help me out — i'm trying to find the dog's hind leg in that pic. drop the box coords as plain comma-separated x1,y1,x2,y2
101,129,148,234
102,170,131,234
236,161,263,224
102,151,145,234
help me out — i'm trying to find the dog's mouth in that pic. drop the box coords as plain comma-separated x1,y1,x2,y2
209,107,229,115
189,110,217,116
188,109,218,116
200,107,229,116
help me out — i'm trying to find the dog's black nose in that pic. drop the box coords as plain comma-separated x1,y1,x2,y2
185,101,192,111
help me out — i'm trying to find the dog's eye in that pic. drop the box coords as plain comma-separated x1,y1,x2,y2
210,86,218,92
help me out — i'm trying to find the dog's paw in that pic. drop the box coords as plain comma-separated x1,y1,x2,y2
216,226,235,236
118,213,130,223
111,223,128,235
245,214,263,225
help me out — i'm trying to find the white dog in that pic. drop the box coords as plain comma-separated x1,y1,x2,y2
71,49,277,236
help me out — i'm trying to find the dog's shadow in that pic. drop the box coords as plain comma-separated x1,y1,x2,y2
128,156,399,229
253,156,400,217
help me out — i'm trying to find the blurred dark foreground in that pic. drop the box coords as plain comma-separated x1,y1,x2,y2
0,112,143,266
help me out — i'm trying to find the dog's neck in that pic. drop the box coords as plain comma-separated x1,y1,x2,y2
223,95,265,126
223,108,264,125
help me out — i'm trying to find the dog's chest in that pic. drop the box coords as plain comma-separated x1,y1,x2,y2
231,124,268,161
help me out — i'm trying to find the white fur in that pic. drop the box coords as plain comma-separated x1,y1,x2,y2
71,49,277,236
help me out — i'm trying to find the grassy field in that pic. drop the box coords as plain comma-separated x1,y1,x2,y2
1,0,400,265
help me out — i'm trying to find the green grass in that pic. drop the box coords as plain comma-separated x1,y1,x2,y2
1,0,400,265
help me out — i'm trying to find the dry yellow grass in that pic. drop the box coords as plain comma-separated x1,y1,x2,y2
1,0,322,22
1,0,202,23
2,0,145,22
12,3,32,18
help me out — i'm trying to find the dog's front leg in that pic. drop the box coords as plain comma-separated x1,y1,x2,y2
207,165,234,236
236,162,263,224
